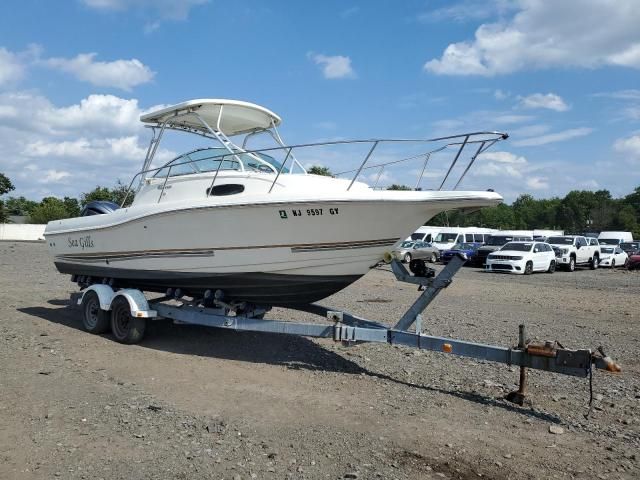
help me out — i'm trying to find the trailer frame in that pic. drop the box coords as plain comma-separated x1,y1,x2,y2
73,254,620,404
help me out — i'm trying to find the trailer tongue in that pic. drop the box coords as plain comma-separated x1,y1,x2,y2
74,253,621,407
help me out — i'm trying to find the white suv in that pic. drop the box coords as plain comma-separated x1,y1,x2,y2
485,241,557,275
546,235,600,271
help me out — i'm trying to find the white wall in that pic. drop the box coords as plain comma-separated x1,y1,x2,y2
0,224,46,241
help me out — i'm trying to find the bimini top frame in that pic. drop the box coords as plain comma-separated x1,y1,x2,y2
124,98,509,206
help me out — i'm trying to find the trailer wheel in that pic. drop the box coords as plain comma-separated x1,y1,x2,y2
110,296,146,344
81,290,111,334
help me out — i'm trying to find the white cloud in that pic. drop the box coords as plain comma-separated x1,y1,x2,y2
81,0,208,21
23,136,152,163
309,53,356,79
475,151,529,179
418,0,516,24
0,92,175,199
519,93,569,112
510,124,550,138
613,133,640,161
513,127,593,147
526,176,549,189
0,92,144,137
592,89,640,121
492,114,534,124
40,170,71,184
494,89,509,100
0,47,24,87
424,0,640,76
592,89,640,101
480,151,527,164
44,53,154,91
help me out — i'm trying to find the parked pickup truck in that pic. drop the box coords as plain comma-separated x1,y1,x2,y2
546,235,601,271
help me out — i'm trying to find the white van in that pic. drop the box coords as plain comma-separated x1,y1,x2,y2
597,231,633,246
431,227,496,252
408,226,442,244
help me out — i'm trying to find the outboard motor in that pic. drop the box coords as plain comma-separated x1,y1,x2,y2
80,200,120,216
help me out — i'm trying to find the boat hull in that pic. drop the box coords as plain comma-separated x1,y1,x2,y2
45,192,502,305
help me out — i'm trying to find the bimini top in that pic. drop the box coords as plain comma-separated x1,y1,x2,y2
140,99,282,137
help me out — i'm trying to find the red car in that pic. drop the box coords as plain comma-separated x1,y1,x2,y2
627,253,640,270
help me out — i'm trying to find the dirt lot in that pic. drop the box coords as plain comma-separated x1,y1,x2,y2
0,241,638,480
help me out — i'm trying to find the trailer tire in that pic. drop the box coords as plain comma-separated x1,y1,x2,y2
110,296,146,344
81,290,111,334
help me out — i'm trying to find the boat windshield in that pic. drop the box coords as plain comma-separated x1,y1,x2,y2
154,147,287,178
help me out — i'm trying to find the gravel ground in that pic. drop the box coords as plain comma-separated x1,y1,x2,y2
0,241,638,480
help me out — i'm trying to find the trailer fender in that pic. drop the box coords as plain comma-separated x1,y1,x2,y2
112,289,158,318
77,284,116,311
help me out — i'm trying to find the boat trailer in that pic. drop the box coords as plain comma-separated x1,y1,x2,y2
73,254,620,406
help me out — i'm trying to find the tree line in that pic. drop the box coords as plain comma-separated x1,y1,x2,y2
1,170,639,237
0,173,132,224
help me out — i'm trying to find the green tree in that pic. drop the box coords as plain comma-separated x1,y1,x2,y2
80,180,133,207
29,197,71,224
81,186,112,205
0,173,15,195
63,197,81,217
0,173,15,223
387,184,412,191
111,180,134,207
307,165,333,176
5,196,38,216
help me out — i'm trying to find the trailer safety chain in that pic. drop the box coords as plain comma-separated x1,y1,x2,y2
584,364,594,419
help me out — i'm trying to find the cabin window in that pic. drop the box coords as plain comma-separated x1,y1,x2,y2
206,184,245,196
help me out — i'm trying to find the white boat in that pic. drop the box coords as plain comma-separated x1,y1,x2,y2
45,99,507,306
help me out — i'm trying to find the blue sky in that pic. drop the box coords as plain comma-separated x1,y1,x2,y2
1,0,639,202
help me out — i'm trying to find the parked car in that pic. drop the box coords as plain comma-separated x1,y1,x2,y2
620,242,640,256
485,241,556,275
441,242,483,264
474,234,533,266
408,226,442,244
599,246,628,268
627,252,640,270
546,235,600,271
431,227,495,252
393,240,440,263
597,231,633,246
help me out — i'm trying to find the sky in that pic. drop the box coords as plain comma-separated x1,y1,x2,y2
0,0,639,203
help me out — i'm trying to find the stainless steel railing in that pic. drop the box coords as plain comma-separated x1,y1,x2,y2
120,131,508,207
